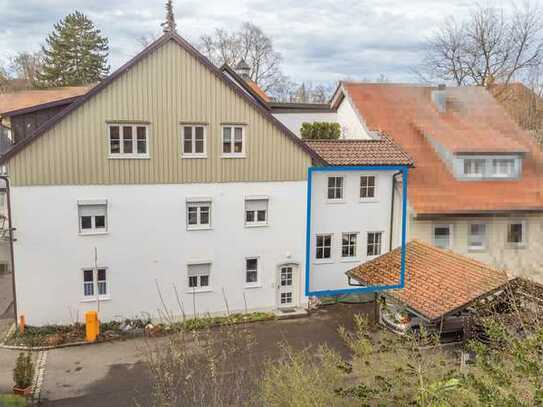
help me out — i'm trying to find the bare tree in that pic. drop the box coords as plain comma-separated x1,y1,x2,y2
198,22,289,97
9,51,43,87
419,2,543,87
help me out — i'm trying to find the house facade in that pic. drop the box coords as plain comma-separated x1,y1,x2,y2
332,83,543,282
0,33,410,326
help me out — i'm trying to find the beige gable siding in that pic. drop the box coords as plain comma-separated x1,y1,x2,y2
8,40,311,186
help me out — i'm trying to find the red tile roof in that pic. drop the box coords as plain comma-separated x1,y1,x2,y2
0,86,91,116
304,135,413,166
346,240,509,321
245,79,270,103
343,83,543,214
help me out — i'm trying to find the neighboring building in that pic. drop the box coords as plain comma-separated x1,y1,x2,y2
333,82,543,282
0,33,410,325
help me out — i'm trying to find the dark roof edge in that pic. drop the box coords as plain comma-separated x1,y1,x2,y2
1,95,82,118
220,64,270,110
414,208,543,219
268,102,334,113
0,32,326,166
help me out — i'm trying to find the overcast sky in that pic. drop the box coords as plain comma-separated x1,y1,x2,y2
0,0,511,84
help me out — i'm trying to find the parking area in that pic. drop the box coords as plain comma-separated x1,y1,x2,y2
34,303,373,406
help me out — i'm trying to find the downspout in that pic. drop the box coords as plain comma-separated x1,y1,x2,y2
0,175,17,325
389,171,402,251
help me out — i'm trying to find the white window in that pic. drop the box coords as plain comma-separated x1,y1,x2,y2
82,268,108,298
507,221,526,245
342,233,358,258
222,125,245,157
245,258,259,285
187,263,210,289
433,224,452,249
181,125,207,157
108,124,149,157
78,201,107,234
245,198,268,226
367,232,383,257
464,159,485,177
316,234,332,259
360,176,376,199
327,177,343,200
468,223,487,251
493,159,515,178
186,200,211,230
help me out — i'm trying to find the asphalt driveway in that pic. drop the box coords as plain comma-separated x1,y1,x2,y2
34,302,374,406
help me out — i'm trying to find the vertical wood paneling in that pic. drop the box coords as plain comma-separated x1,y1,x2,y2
8,40,311,186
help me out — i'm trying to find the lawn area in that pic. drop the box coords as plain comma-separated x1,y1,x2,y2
0,394,27,407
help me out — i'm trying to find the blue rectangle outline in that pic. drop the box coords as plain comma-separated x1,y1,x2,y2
304,165,409,297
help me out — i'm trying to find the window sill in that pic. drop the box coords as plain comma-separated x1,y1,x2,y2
186,288,213,294
81,296,111,303
327,199,346,205
187,226,212,231
244,284,262,289
507,243,527,249
245,223,269,228
221,154,246,159
468,246,486,253
341,257,361,263
79,231,109,236
108,155,150,160
181,154,208,159
359,198,378,203
313,259,334,265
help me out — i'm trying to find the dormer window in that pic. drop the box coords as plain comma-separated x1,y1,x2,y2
464,159,485,177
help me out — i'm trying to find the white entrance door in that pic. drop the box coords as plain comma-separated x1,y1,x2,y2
277,264,298,309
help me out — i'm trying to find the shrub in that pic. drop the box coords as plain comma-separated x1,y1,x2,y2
13,352,34,389
300,122,341,140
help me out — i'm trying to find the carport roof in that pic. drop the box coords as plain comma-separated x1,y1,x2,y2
346,240,509,322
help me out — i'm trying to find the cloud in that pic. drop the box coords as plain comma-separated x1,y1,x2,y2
0,0,509,83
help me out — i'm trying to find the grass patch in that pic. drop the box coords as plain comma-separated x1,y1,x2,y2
0,394,27,407
4,312,275,347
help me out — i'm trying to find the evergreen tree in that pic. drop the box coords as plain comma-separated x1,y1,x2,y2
37,11,109,87
161,0,177,33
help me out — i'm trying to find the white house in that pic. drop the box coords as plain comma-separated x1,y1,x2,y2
0,32,411,326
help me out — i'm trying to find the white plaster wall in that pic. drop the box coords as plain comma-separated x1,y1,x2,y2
11,182,307,326
309,170,395,292
336,98,371,139
272,112,337,137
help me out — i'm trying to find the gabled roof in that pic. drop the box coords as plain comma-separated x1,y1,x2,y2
220,64,271,109
342,82,543,215
346,240,509,322
0,86,91,116
304,135,413,166
1,33,324,166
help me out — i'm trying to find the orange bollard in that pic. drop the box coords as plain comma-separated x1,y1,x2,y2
18,315,25,335
85,311,98,342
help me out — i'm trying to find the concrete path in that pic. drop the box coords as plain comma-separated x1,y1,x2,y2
0,303,373,406
0,272,13,317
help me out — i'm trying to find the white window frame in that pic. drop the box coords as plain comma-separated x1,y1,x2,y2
468,223,487,251
244,196,269,227
245,257,260,288
78,200,108,235
187,262,212,292
507,220,526,247
186,199,212,230
360,175,377,201
366,231,383,257
81,267,110,301
341,232,359,261
463,159,486,178
433,224,453,250
221,125,246,158
107,123,150,159
327,176,344,202
181,124,207,158
493,159,515,178
315,234,333,262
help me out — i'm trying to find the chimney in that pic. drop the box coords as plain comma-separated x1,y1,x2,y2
235,59,251,80
431,84,447,113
